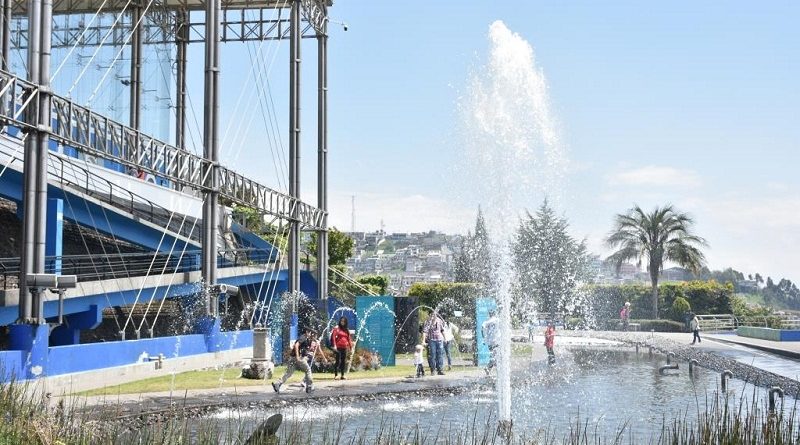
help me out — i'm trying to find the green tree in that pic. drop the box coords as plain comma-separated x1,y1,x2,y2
357,275,389,295
308,227,354,265
512,200,590,321
605,204,707,319
453,209,496,289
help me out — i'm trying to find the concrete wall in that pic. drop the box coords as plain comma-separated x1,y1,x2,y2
737,326,800,342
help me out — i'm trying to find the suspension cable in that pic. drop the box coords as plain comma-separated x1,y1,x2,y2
52,6,111,81
66,0,134,97
86,0,159,106
252,219,289,326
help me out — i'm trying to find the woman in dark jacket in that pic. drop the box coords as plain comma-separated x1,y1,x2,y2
330,317,352,380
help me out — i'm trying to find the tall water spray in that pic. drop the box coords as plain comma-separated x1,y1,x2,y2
459,21,568,425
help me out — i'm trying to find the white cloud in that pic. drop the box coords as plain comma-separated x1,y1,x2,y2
687,195,800,281
610,165,702,188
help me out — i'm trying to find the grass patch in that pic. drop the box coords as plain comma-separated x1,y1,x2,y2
79,364,471,396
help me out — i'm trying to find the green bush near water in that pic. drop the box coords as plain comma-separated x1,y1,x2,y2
596,318,686,332
586,280,733,323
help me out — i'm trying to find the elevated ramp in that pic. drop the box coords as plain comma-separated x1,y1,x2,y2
1,133,201,251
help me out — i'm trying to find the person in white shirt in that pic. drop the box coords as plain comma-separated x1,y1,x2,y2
413,344,425,377
481,310,500,375
690,313,701,345
442,319,458,371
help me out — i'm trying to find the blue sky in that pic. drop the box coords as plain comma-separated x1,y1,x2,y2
294,0,798,281
29,1,800,281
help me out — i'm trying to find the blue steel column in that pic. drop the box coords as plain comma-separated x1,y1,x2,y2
202,0,220,315
316,22,328,301
288,0,301,294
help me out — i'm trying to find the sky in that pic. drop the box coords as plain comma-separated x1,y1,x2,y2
313,1,798,282
25,1,800,282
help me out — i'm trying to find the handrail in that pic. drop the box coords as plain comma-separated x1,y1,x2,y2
0,68,326,230
0,247,276,289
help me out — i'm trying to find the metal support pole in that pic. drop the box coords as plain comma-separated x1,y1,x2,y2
315,26,327,301
201,0,220,316
19,0,43,323
287,0,301,294
129,5,143,129
175,10,188,149
33,0,52,323
0,0,8,71
0,0,10,117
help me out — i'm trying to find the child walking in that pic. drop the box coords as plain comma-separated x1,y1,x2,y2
414,344,426,377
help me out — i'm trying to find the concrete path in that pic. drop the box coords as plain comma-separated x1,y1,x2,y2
71,367,489,420
704,332,800,358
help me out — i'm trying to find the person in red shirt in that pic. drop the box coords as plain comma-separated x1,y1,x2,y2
330,316,352,380
544,321,556,364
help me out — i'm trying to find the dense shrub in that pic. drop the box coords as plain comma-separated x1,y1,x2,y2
671,296,691,321
635,319,685,332
303,347,382,373
585,280,733,322
597,318,685,332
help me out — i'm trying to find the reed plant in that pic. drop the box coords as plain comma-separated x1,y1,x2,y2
2,378,798,444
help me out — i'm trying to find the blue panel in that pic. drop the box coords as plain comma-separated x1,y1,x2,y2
780,330,800,341
355,296,395,366
475,298,497,366
0,350,25,381
230,222,278,259
45,198,64,274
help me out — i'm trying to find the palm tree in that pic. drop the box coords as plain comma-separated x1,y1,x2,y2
606,205,707,319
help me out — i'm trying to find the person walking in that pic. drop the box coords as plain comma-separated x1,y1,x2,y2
423,311,446,375
544,321,556,364
620,302,632,331
413,344,426,377
272,327,320,394
481,310,499,375
330,316,352,380
690,313,702,345
442,319,458,371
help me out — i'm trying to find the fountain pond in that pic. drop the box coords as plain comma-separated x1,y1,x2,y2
194,348,799,443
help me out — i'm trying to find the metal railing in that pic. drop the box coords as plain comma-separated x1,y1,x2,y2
49,154,202,243
1,141,201,242
696,314,737,332
0,247,275,290
0,68,326,230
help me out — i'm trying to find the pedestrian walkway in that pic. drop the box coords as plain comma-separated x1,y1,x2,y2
67,367,487,419
705,332,800,359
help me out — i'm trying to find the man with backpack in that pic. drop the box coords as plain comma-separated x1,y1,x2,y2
272,327,321,394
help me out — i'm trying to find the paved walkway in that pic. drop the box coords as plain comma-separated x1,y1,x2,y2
704,332,800,358
70,367,489,419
